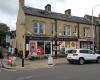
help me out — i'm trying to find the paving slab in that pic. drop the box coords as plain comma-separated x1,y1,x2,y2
2,57,68,70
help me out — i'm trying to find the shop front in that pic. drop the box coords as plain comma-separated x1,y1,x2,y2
25,35,78,57
78,38,94,50
57,37,78,49
25,35,52,57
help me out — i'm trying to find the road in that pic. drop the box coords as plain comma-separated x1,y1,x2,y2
0,63,100,80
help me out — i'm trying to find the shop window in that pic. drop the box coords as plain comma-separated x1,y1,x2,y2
70,42,76,48
37,41,44,55
29,40,37,55
80,42,91,49
65,42,70,48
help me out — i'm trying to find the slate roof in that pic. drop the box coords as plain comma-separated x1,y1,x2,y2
84,15,100,26
24,6,92,25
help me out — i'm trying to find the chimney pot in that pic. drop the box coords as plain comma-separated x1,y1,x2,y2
99,14,100,18
65,9,71,16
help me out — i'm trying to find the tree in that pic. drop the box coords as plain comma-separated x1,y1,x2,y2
0,23,10,47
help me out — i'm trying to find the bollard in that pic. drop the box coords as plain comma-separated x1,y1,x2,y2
12,56,16,66
7,56,12,65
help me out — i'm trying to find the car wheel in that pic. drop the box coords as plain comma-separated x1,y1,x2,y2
79,58,84,65
97,57,100,64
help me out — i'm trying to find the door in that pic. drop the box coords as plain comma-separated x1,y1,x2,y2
79,50,91,60
88,50,96,60
45,42,51,54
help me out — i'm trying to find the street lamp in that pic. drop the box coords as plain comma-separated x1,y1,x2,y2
54,19,57,57
22,34,25,67
92,4,100,52
22,32,32,67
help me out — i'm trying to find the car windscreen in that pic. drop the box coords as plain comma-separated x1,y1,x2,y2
67,50,77,54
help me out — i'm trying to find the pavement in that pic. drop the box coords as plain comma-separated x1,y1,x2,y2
1,57,68,70
0,47,68,70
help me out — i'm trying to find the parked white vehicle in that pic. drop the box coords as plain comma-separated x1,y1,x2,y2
67,48,100,65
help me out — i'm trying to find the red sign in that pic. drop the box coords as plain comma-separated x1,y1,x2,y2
36,46,44,55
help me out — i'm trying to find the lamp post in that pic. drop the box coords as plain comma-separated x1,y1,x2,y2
92,4,100,52
55,19,57,57
22,32,31,67
20,22,26,67
22,34,26,67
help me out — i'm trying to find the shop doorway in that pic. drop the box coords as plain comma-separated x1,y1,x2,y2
45,42,51,54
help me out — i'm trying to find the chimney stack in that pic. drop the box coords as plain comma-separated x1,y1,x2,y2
19,0,24,8
65,9,71,16
45,4,51,13
99,14,100,18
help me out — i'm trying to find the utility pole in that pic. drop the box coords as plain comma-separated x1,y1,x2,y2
92,4,100,52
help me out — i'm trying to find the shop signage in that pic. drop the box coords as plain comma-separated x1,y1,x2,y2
78,38,93,41
29,36,51,41
27,36,77,41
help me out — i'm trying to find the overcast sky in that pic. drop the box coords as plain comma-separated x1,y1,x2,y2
0,0,100,30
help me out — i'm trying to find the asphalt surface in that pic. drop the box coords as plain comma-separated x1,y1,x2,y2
0,62,100,80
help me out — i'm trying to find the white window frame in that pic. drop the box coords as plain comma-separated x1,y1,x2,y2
33,21,45,34
84,27,91,37
51,23,55,35
74,25,78,36
63,25,71,36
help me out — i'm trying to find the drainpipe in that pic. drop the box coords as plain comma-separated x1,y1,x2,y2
77,23,80,48
55,19,57,57
77,23,80,38
99,25,100,52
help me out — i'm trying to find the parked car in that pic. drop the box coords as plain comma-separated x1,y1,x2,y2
67,48,100,65
95,50,100,54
